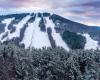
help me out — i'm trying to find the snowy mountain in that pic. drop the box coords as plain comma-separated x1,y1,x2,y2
0,11,100,51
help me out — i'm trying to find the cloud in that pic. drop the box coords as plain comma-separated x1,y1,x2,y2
81,1,100,8
0,0,100,26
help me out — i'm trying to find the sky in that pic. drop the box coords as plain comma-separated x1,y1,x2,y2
0,0,100,26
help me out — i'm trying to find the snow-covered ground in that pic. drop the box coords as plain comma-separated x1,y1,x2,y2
21,15,51,49
0,18,14,42
45,17,70,51
83,34,99,50
20,22,35,48
0,11,99,50
8,15,31,40
31,15,51,48
0,13,69,50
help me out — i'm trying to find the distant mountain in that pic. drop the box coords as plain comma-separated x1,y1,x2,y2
0,11,100,50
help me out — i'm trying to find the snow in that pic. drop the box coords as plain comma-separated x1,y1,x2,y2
8,15,31,40
0,18,14,42
0,12,99,50
83,34,99,50
21,15,51,49
45,17,70,51
20,23,35,48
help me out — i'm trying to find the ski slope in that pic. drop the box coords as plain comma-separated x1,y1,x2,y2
8,15,31,40
83,34,98,50
0,11,99,51
0,18,14,42
21,16,51,49
31,15,51,48
45,17,70,51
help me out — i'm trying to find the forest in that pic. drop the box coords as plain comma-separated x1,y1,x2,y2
0,43,100,80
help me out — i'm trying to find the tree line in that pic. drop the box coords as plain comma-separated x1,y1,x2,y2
0,43,100,80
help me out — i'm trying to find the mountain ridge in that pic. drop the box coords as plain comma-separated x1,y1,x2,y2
0,11,100,50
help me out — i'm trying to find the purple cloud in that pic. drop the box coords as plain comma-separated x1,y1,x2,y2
81,1,100,8
0,0,100,26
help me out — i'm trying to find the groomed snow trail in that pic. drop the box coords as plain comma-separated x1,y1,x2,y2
0,18,14,42
31,15,51,49
83,34,98,50
21,15,51,49
45,17,70,51
8,15,31,40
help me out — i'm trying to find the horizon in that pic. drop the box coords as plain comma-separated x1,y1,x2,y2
0,0,100,26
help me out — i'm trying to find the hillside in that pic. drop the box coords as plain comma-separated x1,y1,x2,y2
0,11,100,50
0,43,100,80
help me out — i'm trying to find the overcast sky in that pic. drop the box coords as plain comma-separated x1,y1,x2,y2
0,0,100,26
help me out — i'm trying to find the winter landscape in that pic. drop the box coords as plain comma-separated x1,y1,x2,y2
0,0,100,80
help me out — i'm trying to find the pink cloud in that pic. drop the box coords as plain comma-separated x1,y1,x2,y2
0,0,100,26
